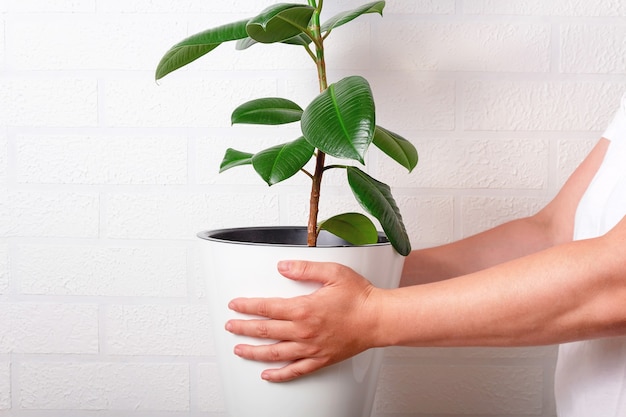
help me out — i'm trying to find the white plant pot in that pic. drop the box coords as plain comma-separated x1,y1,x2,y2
198,227,405,417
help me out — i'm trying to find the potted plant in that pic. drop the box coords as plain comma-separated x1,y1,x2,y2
156,1,417,416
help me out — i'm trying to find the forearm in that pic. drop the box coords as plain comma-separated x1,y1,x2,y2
401,214,561,286
380,227,626,348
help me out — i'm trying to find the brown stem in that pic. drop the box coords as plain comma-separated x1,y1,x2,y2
307,151,326,246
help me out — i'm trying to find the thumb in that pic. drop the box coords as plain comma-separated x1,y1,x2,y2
277,260,344,286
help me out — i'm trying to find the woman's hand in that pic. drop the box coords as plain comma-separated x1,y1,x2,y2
225,260,382,382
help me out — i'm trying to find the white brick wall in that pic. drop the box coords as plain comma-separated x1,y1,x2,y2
0,0,619,415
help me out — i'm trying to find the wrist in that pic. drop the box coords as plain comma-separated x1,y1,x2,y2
365,287,396,349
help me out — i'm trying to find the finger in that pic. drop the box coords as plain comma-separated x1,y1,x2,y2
232,341,311,363
228,297,296,320
226,318,296,341
277,260,351,285
260,358,328,382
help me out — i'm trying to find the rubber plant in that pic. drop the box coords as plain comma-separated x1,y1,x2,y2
155,0,417,256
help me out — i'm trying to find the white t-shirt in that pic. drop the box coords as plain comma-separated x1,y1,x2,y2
554,96,626,417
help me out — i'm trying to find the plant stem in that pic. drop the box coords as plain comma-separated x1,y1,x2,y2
306,3,328,247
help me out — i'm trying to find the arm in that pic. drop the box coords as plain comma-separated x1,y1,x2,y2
227,138,621,382
382,221,626,348
401,138,610,285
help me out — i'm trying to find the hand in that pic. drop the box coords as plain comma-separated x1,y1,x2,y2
225,260,381,382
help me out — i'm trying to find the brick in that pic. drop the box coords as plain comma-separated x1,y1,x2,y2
374,22,550,72
464,81,625,131
461,196,547,237
0,191,99,238
396,195,454,247
19,362,189,410
16,134,188,185
464,0,626,16
0,0,95,12
103,304,213,356
558,138,597,187
0,303,98,354
386,0,456,14
106,192,280,240
0,20,5,70
0,78,98,127
0,134,6,185
104,78,276,128
0,362,9,410
377,138,549,189
100,0,268,13
0,243,8,295
196,363,226,412
370,78,456,131
6,15,185,71
561,24,626,74
16,245,187,297
376,364,544,414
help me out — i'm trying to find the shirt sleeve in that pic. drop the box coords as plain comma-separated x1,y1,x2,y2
602,94,626,142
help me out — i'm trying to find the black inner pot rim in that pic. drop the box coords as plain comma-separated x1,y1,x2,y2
197,226,390,247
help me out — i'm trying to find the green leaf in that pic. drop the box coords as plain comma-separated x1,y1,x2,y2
246,3,315,44
318,213,379,246
301,75,375,163
155,19,249,80
232,98,303,125
321,1,385,33
252,137,315,185
219,148,253,173
373,126,418,172
347,166,411,256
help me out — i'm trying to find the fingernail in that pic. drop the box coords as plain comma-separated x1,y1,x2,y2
261,372,270,381
277,261,290,273
225,321,232,332
234,346,242,356
228,301,235,310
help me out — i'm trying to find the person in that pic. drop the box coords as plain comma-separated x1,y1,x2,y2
224,94,626,417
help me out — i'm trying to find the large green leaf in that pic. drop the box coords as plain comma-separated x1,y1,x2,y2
155,20,249,80
219,148,254,173
252,137,315,185
321,1,385,33
347,166,411,256
232,98,303,125
318,212,379,246
246,3,315,44
301,75,375,163
373,125,418,172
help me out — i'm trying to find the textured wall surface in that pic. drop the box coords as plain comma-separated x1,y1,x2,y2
1,0,624,416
